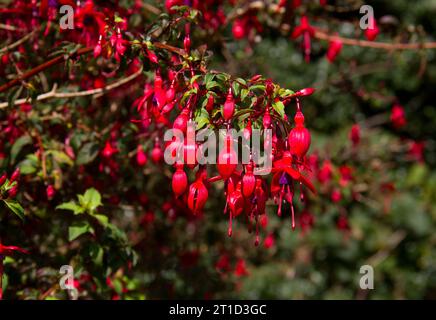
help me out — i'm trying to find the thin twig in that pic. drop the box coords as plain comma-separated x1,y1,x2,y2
0,30,37,54
314,29,436,50
0,67,143,108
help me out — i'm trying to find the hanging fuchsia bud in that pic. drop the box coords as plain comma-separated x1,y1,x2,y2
206,94,215,113
165,0,184,14
365,18,379,41
8,185,18,199
10,168,20,182
288,108,311,158
223,88,235,121
227,188,244,237
173,109,189,132
232,19,246,39
184,23,191,53
166,82,176,102
242,161,256,198
326,39,343,62
172,163,188,197
187,170,208,214
217,135,237,180
243,120,252,140
94,35,102,57
0,173,7,186
295,87,315,97
151,141,163,163
46,185,55,200
136,145,148,166
146,48,159,64
349,124,361,146
102,141,117,158
263,107,271,129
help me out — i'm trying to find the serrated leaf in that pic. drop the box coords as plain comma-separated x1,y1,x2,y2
3,200,25,221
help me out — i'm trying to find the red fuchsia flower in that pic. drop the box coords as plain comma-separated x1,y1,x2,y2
317,160,333,184
136,145,148,166
339,165,353,187
151,140,163,164
264,233,275,249
270,151,316,229
10,167,20,183
408,141,425,163
242,161,256,198
234,259,249,277
263,106,272,129
390,103,406,128
206,94,215,113
46,184,55,200
331,188,342,203
232,18,246,40
364,18,379,41
112,28,127,62
187,169,209,214
288,101,311,159
217,134,237,180
291,16,315,62
326,39,343,63
215,253,231,272
102,140,117,158
173,108,190,132
223,88,235,121
165,0,184,14
74,0,107,46
172,163,188,197
336,214,350,232
0,243,29,300
184,24,191,53
349,123,361,147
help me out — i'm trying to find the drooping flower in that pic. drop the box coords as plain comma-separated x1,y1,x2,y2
326,39,343,62
270,151,316,229
234,259,249,277
217,134,237,180
390,103,406,128
187,169,209,214
46,184,55,200
288,102,311,159
291,16,315,62
136,145,148,166
364,18,379,41
349,124,361,147
172,163,188,197
223,88,235,121
241,161,256,198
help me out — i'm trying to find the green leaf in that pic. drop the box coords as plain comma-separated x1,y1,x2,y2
94,214,109,226
83,188,102,212
76,142,99,166
56,201,85,215
47,150,74,166
272,100,285,118
11,135,32,164
68,221,94,241
3,200,25,221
